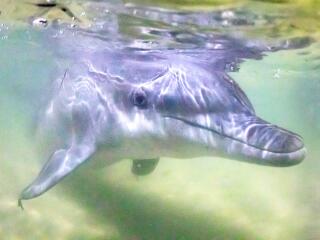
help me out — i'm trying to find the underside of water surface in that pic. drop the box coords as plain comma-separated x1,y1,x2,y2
0,0,320,240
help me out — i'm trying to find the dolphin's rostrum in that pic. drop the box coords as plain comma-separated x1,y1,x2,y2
18,48,306,206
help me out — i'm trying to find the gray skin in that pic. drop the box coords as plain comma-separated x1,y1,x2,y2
18,46,306,207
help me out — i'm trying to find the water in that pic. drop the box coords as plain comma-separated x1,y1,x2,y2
0,0,319,239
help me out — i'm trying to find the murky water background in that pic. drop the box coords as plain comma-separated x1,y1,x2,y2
0,0,320,239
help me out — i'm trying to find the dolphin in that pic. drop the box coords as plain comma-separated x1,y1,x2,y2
18,42,306,206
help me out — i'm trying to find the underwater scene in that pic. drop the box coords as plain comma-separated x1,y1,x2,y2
0,0,320,239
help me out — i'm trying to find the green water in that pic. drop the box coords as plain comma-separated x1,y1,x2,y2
0,1,320,240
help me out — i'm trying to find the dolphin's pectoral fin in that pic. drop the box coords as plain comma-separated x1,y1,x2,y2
18,102,96,207
131,158,160,176
19,145,95,205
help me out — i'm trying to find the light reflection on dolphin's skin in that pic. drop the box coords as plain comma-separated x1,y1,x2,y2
18,24,307,206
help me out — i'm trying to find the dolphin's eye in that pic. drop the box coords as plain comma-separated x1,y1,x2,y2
132,89,148,109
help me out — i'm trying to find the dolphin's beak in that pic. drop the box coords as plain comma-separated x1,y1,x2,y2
236,116,304,154
166,113,305,166
230,115,306,166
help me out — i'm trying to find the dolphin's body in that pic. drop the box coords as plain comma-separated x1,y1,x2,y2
18,31,306,205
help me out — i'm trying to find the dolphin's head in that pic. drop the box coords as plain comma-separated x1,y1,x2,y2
103,60,305,166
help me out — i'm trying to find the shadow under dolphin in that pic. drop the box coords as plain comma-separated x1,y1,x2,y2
61,163,262,240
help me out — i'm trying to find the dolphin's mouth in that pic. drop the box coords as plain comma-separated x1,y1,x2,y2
165,115,306,166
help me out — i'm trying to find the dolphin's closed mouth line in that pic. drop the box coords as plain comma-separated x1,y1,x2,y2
165,115,304,154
